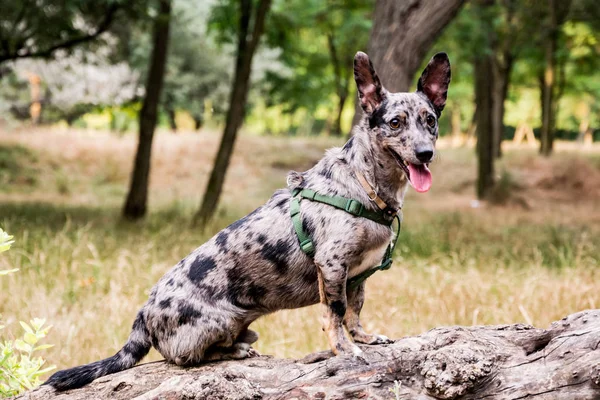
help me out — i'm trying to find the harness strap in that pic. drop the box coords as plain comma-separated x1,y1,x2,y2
293,188,394,226
290,188,402,289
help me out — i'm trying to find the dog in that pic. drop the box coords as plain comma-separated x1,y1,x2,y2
46,51,450,390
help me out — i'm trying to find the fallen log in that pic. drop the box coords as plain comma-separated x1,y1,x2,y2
17,309,600,400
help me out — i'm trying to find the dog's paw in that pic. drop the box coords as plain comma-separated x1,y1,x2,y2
353,333,393,345
350,344,363,357
351,352,369,365
370,334,393,345
247,347,261,358
340,348,369,366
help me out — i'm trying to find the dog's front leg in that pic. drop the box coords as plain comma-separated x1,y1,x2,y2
344,281,393,345
316,261,362,357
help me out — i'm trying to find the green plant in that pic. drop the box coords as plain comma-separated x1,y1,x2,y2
0,230,55,397
0,319,55,397
0,229,17,275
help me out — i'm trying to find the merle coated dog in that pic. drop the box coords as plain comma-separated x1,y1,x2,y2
46,51,450,390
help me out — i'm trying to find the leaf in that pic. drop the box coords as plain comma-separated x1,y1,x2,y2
24,332,38,346
30,318,46,331
33,365,56,376
19,321,34,335
33,344,54,351
13,339,30,352
0,229,14,253
0,268,19,276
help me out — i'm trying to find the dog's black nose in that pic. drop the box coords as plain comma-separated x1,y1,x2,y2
415,148,434,163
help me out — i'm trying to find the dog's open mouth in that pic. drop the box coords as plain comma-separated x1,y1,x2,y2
389,149,432,193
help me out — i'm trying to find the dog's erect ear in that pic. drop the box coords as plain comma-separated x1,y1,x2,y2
417,52,451,116
354,52,386,115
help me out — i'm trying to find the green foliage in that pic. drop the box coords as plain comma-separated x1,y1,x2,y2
0,319,55,397
262,0,373,133
0,232,55,397
0,0,151,64
162,0,231,124
0,229,14,256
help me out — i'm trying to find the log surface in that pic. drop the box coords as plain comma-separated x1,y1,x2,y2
17,310,600,400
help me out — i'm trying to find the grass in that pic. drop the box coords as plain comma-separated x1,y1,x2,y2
0,127,599,375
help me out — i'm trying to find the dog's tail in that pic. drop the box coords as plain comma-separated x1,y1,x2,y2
44,310,151,391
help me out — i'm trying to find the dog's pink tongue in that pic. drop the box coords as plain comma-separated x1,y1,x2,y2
408,163,432,193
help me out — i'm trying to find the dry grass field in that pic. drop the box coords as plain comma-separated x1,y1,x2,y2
1,126,599,376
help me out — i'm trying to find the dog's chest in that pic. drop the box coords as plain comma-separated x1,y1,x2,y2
348,241,389,279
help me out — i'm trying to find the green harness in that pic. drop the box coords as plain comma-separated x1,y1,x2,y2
290,187,402,289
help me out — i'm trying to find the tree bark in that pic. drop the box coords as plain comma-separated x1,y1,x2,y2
326,33,349,137
122,0,171,220
539,0,572,156
450,106,462,145
351,0,465,127
193,116,203,131
475,0,495,200
167,108,177,132
193,0,272,226
20,309,600,400
539,2,557,157
491,54,512,159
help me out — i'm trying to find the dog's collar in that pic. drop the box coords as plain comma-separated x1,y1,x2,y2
354,171,398,216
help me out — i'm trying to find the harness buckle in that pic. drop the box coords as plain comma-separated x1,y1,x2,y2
382,206,397,222
299,239,315,256
345,199,364,216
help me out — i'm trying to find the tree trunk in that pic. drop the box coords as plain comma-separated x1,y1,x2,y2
476,56,494,199
122,0,171,220
193,0,272,226
351,0,465,127
326,33,349,137
167,108,177,132
539,4,556,157
193,116,203,131
332,91,347,137
475,0,495,200
465,105,478,146
20,310,600,400
539,0,572,156
491,55,512,159
450,106,462,146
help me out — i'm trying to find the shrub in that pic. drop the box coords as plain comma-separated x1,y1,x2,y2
0,229,55,397
0,319,55,397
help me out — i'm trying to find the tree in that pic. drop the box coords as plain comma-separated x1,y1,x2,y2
474,0,496,199
265,0,373,136
123,0,172,220
0,1,146,67
352,0,465,126
539,0,573,156
11,46,139,125
160,0,231,132
193,0,272,226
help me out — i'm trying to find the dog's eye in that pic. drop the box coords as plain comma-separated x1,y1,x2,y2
426,115,436,128
389,118,401,130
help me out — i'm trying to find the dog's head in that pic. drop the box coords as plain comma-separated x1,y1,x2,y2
354,52,451,193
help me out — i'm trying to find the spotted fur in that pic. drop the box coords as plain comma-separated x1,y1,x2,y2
45,51,451,391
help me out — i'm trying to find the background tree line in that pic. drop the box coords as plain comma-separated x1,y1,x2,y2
1,0,599,223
